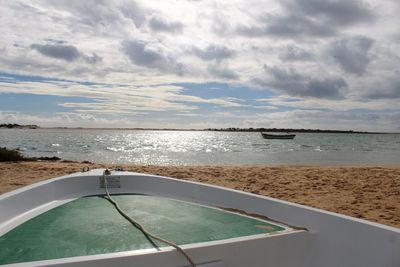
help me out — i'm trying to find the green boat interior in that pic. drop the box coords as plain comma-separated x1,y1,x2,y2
0,194,288,265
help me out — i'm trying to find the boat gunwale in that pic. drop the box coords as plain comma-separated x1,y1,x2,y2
1,169,399,233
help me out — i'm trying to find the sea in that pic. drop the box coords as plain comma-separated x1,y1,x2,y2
1,128,400,166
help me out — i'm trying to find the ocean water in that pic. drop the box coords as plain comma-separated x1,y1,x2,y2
1,129,400,166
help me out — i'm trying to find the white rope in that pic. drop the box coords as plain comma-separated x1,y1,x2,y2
102,170,196,267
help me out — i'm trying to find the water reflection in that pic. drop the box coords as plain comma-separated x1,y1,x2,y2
1,129,400,165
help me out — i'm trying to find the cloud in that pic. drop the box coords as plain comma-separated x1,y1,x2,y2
364,78,400,99
0,75,244,115
268,66,303,81
192,44,235,61
82,53,102,64
237,0,374,39
279,45,314,61
240,109,400,132
148,15,183,33
207,64,238,80
48,0,129,27
259,65,347,99
121,40,186,75
237,15,334,38
0,110,143,128
258,95,400,111
30,43,102,64
31,44,81,62
119,0,146,28
1,0,400,131
329,35,374,75
306,78,348,99
283,0,374,27
44,0,147,39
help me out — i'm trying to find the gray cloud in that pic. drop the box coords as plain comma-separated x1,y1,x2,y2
283,0,374,27
306,78,348,99
212,7,229,35
279,45,314,61
207,64,238,80
49,0,120,27
192,44,235,61
330,36,374,75
121,40,165,67
237,0,374,39
47,0,146,31
31,43,102,64
365,78,400,99
148,16,183,33
31,44,81,61
260,65,347,99
121,40,186,75
82,53,102,64
119,1,146,28
238,15,334,38
44,38,67,45
268,66,303,81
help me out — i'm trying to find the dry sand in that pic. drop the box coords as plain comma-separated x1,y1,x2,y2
1,161,399,228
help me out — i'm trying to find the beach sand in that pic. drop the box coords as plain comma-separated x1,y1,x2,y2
0,161,399,228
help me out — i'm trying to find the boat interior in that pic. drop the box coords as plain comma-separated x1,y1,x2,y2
0,193,301,265
0,169,399,267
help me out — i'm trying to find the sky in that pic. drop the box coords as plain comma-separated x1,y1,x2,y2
0,0,400,131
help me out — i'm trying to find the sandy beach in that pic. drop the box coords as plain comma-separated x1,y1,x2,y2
0,161,399,228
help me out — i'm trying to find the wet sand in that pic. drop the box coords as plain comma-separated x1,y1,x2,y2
0,161,399,228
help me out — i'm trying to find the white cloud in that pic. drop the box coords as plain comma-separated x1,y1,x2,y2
257,95,400,111
239,109,400,132
0,79,244,115
1,0,400,130
0,0,397,89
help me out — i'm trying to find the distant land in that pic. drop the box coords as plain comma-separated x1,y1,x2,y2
0,123,391,134
206,128,375,134
0,123,39,129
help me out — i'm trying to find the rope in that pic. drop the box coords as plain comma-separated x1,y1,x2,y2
102,170,196,267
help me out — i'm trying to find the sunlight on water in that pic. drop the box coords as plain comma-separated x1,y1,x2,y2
1,129,400,165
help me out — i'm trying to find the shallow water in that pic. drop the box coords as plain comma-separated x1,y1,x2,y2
1,129,400,165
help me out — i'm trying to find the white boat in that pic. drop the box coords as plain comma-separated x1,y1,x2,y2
0,168,399,267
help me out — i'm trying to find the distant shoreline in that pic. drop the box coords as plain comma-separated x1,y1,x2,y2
0,124,393,134
0,124,39,129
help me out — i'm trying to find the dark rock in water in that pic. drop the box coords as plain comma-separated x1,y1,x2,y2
61,160,76,163
36,156,61,161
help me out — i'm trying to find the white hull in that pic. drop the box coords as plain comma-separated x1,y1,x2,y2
0,169,399,267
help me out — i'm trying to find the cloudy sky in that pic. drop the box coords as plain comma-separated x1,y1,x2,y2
1,0,399,131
